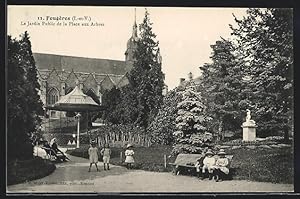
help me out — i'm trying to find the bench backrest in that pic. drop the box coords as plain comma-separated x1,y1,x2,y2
174,154,203,166
174,153,233,167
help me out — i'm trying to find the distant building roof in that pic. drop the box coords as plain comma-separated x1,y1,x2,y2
33,53,127,75
177,73,203,91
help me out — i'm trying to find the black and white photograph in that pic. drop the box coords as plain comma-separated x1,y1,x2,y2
6,5,294,193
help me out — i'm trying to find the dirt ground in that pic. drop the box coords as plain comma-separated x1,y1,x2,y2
7,154,293,193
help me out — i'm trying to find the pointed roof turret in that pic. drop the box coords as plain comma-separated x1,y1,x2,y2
132,8,138,40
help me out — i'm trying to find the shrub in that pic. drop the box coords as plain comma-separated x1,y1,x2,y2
7,157,56,185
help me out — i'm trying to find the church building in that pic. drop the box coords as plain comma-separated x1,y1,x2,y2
35,16,162,119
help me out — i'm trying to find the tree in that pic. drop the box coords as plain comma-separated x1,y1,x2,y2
230,8,293,140
200,38,245,140
172,88,213,155
101,86,122,124
127,9,165,128
7,32,43,160
147,89,183,145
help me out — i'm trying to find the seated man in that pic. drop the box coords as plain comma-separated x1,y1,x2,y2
195,157,204,179
213,149,230,182
201,149,216,180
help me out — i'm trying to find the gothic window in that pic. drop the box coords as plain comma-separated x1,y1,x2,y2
47,88,59,105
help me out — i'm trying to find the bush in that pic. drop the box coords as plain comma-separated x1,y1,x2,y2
227,147,293,184
7,157,56,185
221,136,288,146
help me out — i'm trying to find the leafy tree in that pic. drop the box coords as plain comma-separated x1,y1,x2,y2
230,8,293,140
147,89,183,145
172,88,213,155
7,32,43,160
127,9,165,128
200,38,245,140
101,86,122,124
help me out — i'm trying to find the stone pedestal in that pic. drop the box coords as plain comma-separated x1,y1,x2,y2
242,121,257,141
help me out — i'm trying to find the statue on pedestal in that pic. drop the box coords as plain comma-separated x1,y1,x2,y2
246,109,251,122
244,109,256,126
242,109,257,141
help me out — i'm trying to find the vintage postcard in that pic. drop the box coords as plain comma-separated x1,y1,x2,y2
6,5,294,194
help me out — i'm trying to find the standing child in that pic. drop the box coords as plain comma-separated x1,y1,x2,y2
88,141,99,172
100,143,112,170
124,144,134,169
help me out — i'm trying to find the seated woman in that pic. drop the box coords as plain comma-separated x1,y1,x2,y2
50,138,70,161
33,140,48,159
213,149,229,182
41,140,60,160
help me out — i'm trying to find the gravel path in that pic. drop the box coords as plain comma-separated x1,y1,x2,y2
7,155,293,193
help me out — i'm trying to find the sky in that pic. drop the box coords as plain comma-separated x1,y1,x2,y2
8,6,247,89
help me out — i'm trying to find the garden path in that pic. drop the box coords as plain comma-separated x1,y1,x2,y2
7,154,293,193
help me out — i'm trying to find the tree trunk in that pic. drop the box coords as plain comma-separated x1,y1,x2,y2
218,120,224,141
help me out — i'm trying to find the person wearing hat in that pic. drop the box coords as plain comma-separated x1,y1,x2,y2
100,143,112,170
124,144,135,169
88,141,99,172
213,149,229,182
201,149,216,180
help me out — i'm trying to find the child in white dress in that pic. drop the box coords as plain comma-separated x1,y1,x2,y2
214,149,229,182
201,149,216,180
124,144,134,169
88,141,99,172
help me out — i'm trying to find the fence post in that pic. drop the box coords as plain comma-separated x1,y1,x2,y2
164,154,167,168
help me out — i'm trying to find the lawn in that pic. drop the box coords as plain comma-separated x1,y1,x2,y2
7,157,56,185
67,145,293,184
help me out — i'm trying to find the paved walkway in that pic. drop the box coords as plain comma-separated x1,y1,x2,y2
7,155,293,193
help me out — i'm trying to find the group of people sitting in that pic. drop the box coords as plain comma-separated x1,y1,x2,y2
33,137,70,162
195,149,229,182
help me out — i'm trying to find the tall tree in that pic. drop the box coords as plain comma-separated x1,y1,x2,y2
19,31,44,130
127,9,165,128
7,32,43,160
200,38,245,140
231,8,293,140
101,86,122,124
172,88,213,155
147,89,183,145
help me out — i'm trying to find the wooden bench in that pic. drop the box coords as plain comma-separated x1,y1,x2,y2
169,153,234,178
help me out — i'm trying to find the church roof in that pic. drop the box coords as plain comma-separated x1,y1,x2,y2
33,53,127,75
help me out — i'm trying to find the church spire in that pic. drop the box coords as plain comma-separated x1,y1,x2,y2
132,8,138,40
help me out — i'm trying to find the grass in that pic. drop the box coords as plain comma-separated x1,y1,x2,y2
7,157,56,185
228,147,294,184
67,145,176,172
67,144,293,184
